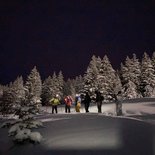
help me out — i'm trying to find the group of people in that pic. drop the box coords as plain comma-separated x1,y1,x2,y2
49,90,105,114
49,90,122,116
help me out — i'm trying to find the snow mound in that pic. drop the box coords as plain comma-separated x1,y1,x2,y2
29,131,42,143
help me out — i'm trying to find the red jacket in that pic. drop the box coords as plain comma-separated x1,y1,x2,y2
64,96,72,106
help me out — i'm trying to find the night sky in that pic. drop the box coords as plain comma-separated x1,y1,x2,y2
1,0,155,84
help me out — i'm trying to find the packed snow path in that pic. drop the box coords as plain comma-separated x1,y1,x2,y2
0,113,155,155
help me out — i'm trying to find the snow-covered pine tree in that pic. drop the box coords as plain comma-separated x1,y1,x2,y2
74,75,84,95
98,55,116,99
120,54,141,98
41,76,53,106
120,63,127,86
140,52,155,97
57,71,64,98
70,83,76,99
0,85,13,116
112,72,122,96
51,72,59,97
10,76,25,116
24,66,42,115
151,51,155,68
122,80,137,99
131,54,141,85
63,79,72,97
1,68,43,144
0,84,6,112
151,51,155,97
120,56,131,84
0,84,4,97
83,55,101,98
0,78,25,116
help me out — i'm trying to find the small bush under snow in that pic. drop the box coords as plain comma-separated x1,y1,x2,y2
8,123,27,136
8,124,20,136
1,122,12,128
13,129,42,144
26,120,43,129
14,129,31,143
22,114,34,121
0,119,22,128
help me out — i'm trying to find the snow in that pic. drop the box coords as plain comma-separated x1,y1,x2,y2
13,129,42,143
29,132,42,143
8,124,21,136
14,129,31,142
1,98,155,154
27,120,43,128
41,99,155,118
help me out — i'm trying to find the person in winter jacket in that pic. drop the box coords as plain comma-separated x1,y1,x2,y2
50,94,60,114
64,96,72,113
95,90,104,113
75,94,81,112
83,92,91,113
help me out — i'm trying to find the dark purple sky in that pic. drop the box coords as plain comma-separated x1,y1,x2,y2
1,0,155,84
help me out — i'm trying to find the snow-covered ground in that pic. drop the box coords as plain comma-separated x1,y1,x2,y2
1,99,155,155
41,99,155,123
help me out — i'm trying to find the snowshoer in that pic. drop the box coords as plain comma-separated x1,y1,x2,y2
50,94,60,114
83,92,91,113
64,96,72,113
75,94,81,112
95,90,104,113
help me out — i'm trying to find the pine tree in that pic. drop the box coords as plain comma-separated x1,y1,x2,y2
24,66,42,115
122,80,137,99
51,72,59,97
41,76,53,106
63,80,71,97
0,85,4,97
0,85,13,115
12,76,25,104
57,71,64,98
10,76,25,116
83,55,101,98
140,52,155,97
120,54,141,98
98,55,116,98
0,77,25,116
151,51,155,68
120,56,131,83
75,75,84,94
132,54,141,86
112,73,122,96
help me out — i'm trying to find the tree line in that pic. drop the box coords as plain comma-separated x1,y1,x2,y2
0,52,155,115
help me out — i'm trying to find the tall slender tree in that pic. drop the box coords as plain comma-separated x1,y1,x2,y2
41,76,53,105
24,66,42,114
120,54,141,98
83,55,101,98
140,52,155,97
57,71,64,98
98,55,116,98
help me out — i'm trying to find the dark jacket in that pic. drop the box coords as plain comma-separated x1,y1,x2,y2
84,93,91,104
95,91,104,102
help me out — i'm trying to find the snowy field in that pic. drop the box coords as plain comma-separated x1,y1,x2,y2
41,98,155,123
1,98,155,155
